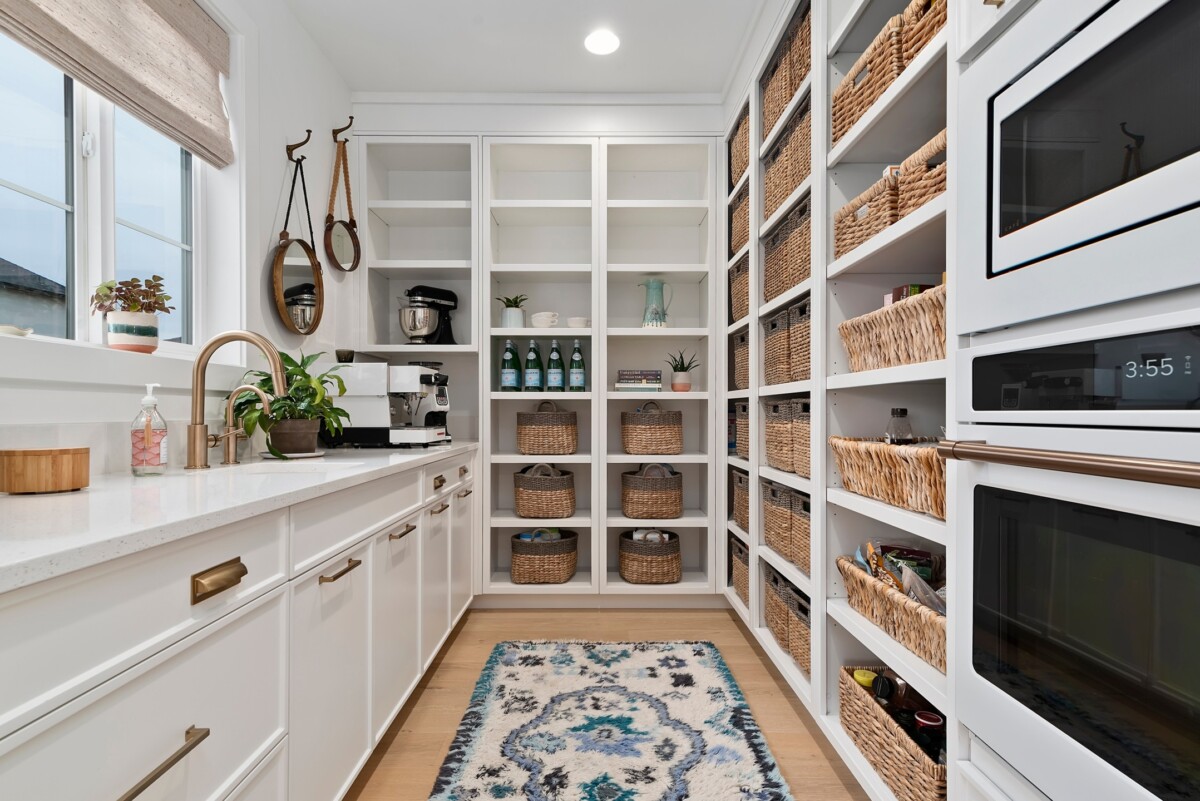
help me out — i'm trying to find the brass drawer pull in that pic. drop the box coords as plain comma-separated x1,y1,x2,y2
190,557,248,605
458,465,469,478
456,489,473,498
319,557,363,584
431,503,450,515
433,474,446,490
389,523,417,541
117,725,210,801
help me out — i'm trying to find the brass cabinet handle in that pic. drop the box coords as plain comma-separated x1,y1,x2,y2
456,489,473,498
117,725,210,801
431,503,450,515
433,475,446,490
389,523,417,541
190,557,248,605
458,465,469,478
319,557,363,584
938,439,1200,489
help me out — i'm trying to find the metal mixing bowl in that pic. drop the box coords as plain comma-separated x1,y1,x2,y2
399,305,438,341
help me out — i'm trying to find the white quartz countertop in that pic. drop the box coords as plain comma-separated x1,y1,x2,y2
0,442,478,595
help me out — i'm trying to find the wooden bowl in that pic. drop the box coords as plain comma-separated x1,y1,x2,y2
0,448,90,494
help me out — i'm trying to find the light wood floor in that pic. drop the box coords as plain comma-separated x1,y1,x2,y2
346,609,868,801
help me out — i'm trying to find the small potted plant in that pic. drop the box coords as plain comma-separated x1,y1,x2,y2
665,349,700,392
231,352,351,457
89,276,174,353
496,294,529,329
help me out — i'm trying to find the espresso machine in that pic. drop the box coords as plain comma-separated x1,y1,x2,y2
320,362,451,448
399,285,458,345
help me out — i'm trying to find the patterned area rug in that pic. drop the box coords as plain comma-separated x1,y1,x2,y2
430,641,794,800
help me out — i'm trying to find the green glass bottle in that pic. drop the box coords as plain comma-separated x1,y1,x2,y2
546,339,565,391
523,339,543,391
499,339,520,391
569,339,587,392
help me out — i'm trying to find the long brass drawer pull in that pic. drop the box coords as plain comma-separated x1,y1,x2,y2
456,489,473,498
433,475,446,490
191,557,248,605
319,557,363,584
937,439,1200,489
431,503,450,515
117,725,210,801
389,523,417,541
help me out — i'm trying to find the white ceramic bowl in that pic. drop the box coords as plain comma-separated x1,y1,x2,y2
567,317,590,328
530,312,559,327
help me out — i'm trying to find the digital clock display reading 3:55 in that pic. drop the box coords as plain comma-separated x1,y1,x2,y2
1124,358,1183,379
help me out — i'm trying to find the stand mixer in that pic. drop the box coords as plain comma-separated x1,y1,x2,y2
399,285,458,345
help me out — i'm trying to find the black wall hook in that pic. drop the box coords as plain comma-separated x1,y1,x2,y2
286,129,312,162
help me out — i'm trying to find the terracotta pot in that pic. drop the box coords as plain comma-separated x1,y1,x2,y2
671,371,692,392
106,311,159,353
267,418,322,454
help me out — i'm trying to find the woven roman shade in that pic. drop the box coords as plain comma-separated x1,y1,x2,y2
0,0,234,168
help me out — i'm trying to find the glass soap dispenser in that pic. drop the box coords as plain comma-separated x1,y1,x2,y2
131,383,168,476
884,407,915,446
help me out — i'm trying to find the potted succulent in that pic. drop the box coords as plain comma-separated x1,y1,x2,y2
89,276,174,353
230,352,351,457
496,294,529,329
665,349,701,392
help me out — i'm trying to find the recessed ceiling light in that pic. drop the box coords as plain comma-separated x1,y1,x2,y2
585,29,620,55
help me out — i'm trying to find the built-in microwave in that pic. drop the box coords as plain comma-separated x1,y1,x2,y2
957,0,1200,334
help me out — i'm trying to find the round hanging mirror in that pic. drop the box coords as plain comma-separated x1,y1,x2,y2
324,121,361,271
272,236,324,335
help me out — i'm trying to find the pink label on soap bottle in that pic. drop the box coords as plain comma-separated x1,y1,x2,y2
131,429,167,467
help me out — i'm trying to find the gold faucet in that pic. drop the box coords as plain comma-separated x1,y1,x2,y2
187,331,288,469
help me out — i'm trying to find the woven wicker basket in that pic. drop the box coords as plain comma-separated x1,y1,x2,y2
763,399,795,473
763,104,811,220
733,331,750,391
898,129,948,219
791,492,811,575
792,398,812,479
763,200,812,302
734,402,749,459
621,463,683,519
732,469,750,532
835,174,898,259
901,0,947,68
784,584,811,675
829,437,946,519
621,401,683,455
730,184,750,256
836,556,946,672
838,284,946,373
517,401,578,455
762,482,795,564
788,301,811,382
839,666,948,801
760,32,793,142
831,16,903,144
761,310,791,386
729,107,750,188
763,565,790,648
618,531,682,584
513,463,576,519
789,7,813,91
729,254,750,324
731,536,750,607
510,530,578,584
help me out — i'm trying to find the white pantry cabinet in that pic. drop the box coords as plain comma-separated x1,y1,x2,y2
421,495,453,670
230,739,289,801
450,482,475,622
371,511,423,742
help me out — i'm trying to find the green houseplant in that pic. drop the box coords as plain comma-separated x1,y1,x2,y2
89,276,174,353
496,294,529,328
665,349,700,392
231,351,350,456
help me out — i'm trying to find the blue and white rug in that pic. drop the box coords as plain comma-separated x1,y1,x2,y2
430,641,794,800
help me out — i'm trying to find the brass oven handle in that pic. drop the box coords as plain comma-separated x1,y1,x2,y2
458,466,469,478
191,557,248,605
431,503,450,515
457,489,473,498
389,523,417,541
117,725,210,801
938,440,1200,489
319,557,363,584
433,475,446,490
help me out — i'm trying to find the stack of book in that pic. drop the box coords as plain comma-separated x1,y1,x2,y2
613,369,662,392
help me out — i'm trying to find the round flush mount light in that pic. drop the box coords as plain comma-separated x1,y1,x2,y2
585,29,620,55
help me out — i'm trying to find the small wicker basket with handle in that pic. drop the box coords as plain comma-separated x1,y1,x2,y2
517,400,578,455
618,530,682,584
510,530,578,584
621,463,683,519
513,463,575,519
621,401,683,455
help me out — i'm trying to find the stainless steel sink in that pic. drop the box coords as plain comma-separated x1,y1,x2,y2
234,461,365,474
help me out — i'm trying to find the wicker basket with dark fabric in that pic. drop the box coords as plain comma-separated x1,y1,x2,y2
784,584,811,675
621,463,683,519
618,531,682,584
898,128,948,219
763,104,811,220
735,402,750,459
763,200,811,302
762,481,795,564
729,253,750,324
839,666,948,801
516,400,578,455
836,556,946,672
733,330,750,391
730,183,750,256
831,16,903,144
900,0,947,68
761,310,791,386
834,173,898,259
763,399,795,473
510,530,579,584
513,463,576,519
729,107,750,188
838,284,946,372
732,469,750,531
788,301,811,382
730,535,750,607
828,437,946,519
621,400,683,455
791,398,812,478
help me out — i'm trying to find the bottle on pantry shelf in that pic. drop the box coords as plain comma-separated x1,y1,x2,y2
871,668,931,712
884,407,915,445
523,339,544,392
546,339,565,391
500,339,521,391
569,340,587,392
131,383,168,476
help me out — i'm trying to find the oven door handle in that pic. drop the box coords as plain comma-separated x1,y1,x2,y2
937,439,1200,489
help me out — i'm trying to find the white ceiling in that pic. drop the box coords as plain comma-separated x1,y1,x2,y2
281,0,768,96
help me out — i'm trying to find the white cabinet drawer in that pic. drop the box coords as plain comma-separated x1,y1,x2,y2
0,510,286,739
0,589,287,801
427,454,472,497
290,471,421,574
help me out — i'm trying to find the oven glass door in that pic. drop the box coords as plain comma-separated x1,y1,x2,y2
973,486,1200,800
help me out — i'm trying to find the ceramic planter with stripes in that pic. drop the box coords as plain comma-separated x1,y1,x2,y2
106,311,159,354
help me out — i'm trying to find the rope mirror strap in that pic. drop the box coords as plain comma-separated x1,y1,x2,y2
327,139,355,222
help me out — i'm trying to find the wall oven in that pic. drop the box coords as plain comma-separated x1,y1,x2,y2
957,0,1200,334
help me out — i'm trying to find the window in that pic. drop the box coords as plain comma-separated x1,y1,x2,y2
0,33,199,346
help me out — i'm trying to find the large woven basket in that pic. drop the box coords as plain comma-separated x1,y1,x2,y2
784,583,811,675
732,330,750,390
729,254,750,324
763,200,811,302
761,7,812,139
730,535,750,607
510,530,578,584
835,174,898,259
763,565,790,648
729,107,750,188
901,0,947,68
762,310,791,386
839,666,948,801
517,401,578,455
732,469,750,531
621,401,683,455
792,398,812,479
513,463,576,519
788,301,811,382
836,556,946,672
763,104,811,220
898,129,948,219
762,482,796,564
618,531,682,584
763,399,794,473
788,7,813,93
831,16,903,144
790,491,811,575
838,284,946,372
730,184,750,256
734,402,749,459
621,463,683,519
829,437,946,519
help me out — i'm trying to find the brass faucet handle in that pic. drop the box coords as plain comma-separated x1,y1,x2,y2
210,426,245,445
